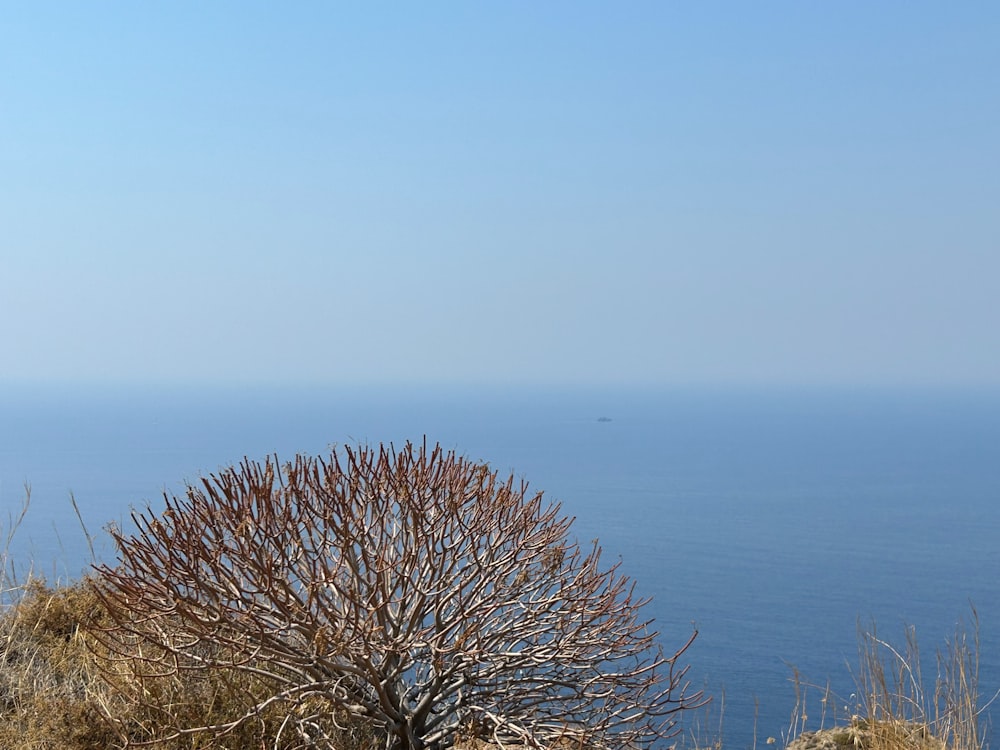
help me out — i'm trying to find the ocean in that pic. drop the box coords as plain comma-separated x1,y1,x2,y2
1,383,998,747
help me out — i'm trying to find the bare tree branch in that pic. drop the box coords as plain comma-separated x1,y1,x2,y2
92,440,704,749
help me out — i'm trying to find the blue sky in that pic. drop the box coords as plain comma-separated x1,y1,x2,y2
2,3,998,387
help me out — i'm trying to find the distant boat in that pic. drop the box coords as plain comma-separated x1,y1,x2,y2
597,416,612,422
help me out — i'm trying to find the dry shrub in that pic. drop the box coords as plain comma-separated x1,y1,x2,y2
92,440,702,750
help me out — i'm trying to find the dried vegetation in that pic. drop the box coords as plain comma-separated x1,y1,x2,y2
0,442,703,749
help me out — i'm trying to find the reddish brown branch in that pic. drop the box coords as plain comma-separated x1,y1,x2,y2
92,440,704,750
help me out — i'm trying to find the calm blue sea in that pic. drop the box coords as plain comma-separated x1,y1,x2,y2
1,383,998,746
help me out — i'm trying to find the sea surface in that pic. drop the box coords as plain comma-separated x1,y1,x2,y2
1,383,998,747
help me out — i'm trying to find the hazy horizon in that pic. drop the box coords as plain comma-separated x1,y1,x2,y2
3,4,998,389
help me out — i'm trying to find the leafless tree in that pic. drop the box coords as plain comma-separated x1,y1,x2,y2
94,440,702,750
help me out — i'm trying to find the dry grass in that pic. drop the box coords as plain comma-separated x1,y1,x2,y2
849,611,991,750
0,578,120,749
678,685,725,750
780,611,995,750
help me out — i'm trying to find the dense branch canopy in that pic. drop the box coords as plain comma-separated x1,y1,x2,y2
94,440,702,750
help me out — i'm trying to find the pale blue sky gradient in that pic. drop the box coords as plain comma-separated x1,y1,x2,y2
3,3,998,387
